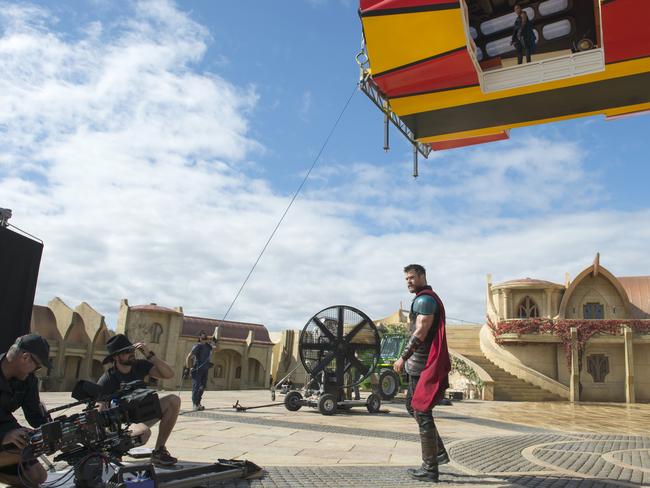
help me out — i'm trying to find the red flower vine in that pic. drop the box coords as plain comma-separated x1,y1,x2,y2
487,316,650,369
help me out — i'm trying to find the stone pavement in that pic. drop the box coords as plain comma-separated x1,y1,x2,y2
9,390,650,487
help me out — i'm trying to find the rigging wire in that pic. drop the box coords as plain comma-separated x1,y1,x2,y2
220,84,359,322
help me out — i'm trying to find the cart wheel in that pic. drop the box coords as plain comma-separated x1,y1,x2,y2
284,391,303,411
379,369,401,400
318,393,338,415
366,393,381,413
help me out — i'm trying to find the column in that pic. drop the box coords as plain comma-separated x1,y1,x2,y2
570,327,580,402
503,289,512,319
240,331,253,389
497,290,505,321
624,326,635,404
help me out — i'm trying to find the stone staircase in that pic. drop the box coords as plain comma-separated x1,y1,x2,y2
447,325,565,401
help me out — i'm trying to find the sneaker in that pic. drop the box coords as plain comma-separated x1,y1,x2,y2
151,446,178,467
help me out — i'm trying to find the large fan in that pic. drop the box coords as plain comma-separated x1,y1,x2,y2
299,305,380,390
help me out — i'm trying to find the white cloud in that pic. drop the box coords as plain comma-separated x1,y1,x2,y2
299,90,312,121
1,1,648,334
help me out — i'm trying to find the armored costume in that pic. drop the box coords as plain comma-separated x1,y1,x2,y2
403,286,451,482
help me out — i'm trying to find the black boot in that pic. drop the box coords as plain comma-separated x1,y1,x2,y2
407,431,439,482
407,467,439,482
437,450,450,465
437,435,449,465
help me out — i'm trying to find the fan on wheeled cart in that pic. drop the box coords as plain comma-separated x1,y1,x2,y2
282,305,382,415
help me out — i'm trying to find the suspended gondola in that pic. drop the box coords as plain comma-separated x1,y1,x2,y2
358,0,650,158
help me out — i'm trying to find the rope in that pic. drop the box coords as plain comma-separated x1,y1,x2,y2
220,84,358,322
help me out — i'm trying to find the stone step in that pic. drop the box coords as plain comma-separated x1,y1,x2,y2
447,326,565,402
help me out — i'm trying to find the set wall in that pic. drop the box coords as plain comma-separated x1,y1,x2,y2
271,330,309,386
556,344,571,387
634,343,650,402
209,347,231,390
565,275,627,319
123,310,186,389
499,342,559,380
579,343,626,402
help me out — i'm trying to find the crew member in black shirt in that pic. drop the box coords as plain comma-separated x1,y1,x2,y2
0,334,51,486
97,334,180,466
184,330,214,411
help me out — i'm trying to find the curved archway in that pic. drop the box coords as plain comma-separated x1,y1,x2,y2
211,349,242,390
30,306,62,342
64,313,91,345
559,260,630,319
247,358,265,388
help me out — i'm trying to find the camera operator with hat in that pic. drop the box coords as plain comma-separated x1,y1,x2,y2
97,334,180,466
0,334,51,486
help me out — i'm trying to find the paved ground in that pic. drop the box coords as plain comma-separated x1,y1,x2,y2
8,390,650,487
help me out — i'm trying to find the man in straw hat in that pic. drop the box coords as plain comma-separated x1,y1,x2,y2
98,334,180,466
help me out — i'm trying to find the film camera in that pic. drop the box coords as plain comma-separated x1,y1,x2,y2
22,380,161,488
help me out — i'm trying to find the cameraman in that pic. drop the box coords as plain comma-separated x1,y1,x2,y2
184,330,214,411
0,334,51,486
98,334,180,467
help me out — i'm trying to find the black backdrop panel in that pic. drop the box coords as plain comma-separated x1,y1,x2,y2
0,227,44,353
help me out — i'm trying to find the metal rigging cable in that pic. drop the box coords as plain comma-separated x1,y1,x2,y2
220,84,358,322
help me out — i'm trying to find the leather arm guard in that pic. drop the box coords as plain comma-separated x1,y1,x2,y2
401,335,423,361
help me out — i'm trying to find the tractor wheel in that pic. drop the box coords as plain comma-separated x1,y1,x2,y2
378,370,401,400
366,393,381,413
318,393,338,416
284,391,303,411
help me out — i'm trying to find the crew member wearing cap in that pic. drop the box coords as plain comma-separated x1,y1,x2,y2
0,334,51,486
97,334,180,466
184,330,214,411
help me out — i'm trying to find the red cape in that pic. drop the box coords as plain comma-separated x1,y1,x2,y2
411,287,451,412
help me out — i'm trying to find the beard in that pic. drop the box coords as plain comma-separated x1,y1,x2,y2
117,356,136,366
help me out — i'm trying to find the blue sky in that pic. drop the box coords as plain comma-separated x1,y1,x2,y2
1,0,649,329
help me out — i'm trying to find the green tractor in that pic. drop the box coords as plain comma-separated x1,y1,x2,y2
375,332,409,400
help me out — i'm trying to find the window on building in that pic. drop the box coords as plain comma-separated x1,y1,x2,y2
517,296,539,318
214,364,224,378
587,354,609,382
235,366,241,379
151,323,163,343
583,303,604,319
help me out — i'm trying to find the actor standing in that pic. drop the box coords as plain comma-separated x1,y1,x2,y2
97,334,180,466
184,330,214,411
0,334,51,486
394,264,451,482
